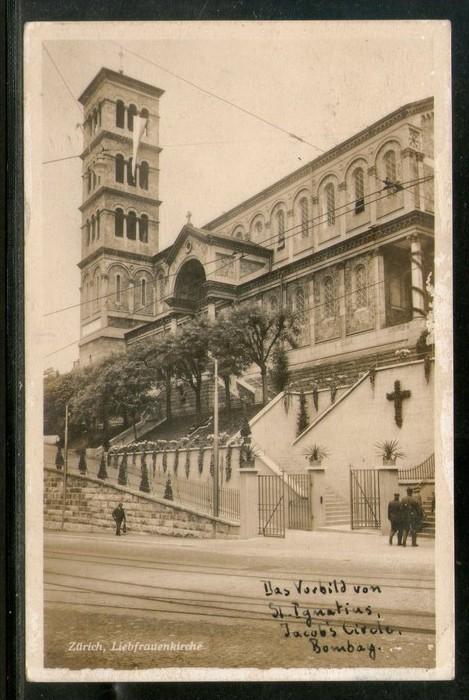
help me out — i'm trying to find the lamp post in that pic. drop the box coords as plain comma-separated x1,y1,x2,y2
209,353,219,518
61,402,70,531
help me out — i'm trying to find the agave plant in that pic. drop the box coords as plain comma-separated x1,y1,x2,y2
375,439,405,464
304,444,329,464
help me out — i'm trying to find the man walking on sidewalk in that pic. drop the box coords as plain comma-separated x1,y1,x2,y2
388,492,404,546
401,487,424,547
112,503,127,536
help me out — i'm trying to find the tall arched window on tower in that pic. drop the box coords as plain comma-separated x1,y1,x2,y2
127,104,137,131
96,210,100,240
115,154,125,183
139,161,149,190
91,214,96,242
116,274,121,304
92,170,97,191
127,211,137,240
299,197,309,237
115,208,124,237
116,100,125,128
277,209,286,249
355,264,367,308
141,278,147,308
86,219,90,246
384,150,397,190
325,183,335,226
87,170,92,194
324,276,335,317
139,214,149,243
354,168,365,214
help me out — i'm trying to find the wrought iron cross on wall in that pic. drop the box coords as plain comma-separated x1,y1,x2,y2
386,380,411,428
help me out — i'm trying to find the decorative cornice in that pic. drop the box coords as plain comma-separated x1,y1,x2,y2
80,185,162,212
78,67,165,105
203,97,434,231
80,129,162,160
238,210,434,294
78,246,155,269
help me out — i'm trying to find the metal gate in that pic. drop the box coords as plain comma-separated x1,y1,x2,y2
287,473,312,530
258,475,285,537
350,469,381,529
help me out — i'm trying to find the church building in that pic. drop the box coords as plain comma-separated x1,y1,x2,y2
77,67,434,397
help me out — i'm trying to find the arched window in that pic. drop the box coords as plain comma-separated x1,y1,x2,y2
255,220,263,240
355,265,367,308
354,168,365,214
299,197,309,237
86,219,90,246
141,278,147,307
94,273,100,311
96,210,100,240
324,276,334,317
233,226,244,239
87,170,92,193
91,214,96,242
139,214,149,243
127,103,137,131
325,184,335,226
157,272,166,307
127,211,137,240
127,158,136,186
115,154,125,183
92,170,97,190
276,209,286,249
384,150,397,183
116,100,125,128
139,161,149,190
116,274,121,304
115,208,124,237
296,286,306,324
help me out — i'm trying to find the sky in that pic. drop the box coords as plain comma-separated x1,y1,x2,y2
34,21,441,373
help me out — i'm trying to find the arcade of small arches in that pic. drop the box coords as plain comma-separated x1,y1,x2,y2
220,141,405,248
115,154,149,190
115,100,150,132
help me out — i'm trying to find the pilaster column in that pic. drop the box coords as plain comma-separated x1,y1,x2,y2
376,464,399,536
207,302,216,321
338,182,347,238
128,280,135,313
307,467,326,530
336,262,346,337
409,234,425,318
372,248,385,330
367,166,378,223
239,467,259,538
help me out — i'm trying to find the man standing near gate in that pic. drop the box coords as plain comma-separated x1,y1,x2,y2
112,502,127,536
401,487,424,547
388,492,404,546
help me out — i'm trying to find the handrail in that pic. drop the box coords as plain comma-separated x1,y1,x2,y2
398,454,435,481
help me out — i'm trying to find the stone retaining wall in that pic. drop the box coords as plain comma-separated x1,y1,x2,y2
44,468,239,539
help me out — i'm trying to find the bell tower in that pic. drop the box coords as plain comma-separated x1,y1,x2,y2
77,67,164,365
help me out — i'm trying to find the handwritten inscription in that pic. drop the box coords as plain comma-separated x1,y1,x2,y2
262,578,400,661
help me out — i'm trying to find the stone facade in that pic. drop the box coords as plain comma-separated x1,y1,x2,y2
44,468,239,538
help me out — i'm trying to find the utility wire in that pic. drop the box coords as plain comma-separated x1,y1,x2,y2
44,176,432,358
112,42,324,152
43,44,83,121
43,174,431,319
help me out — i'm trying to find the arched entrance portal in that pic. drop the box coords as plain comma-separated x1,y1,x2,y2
174,258,206,307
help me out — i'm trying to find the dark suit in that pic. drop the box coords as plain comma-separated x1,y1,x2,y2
112,505,126,536
388,499,404,545
401,495,423,546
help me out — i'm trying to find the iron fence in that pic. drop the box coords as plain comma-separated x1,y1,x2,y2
398,453,435,482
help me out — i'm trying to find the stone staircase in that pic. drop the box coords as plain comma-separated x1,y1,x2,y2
420,495,435,539
323,485,351,528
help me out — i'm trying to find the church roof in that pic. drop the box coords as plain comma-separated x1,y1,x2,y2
78,67,165,105
164,223,273,266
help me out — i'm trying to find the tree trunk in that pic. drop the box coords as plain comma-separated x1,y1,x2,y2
165,373,172,421
261,366,268,406
223,374,232,414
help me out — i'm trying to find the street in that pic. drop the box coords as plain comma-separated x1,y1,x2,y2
44,528,435,670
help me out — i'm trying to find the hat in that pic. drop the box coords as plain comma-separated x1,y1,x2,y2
394,493,400,497
406,487,413,494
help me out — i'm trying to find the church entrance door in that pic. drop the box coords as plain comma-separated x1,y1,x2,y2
350,469,381,529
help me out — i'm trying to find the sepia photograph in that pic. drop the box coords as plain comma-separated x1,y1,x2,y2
24,20,453,681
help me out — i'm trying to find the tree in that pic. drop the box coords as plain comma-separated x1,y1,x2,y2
135,334,176,421
220,303,301,405
208,316,251,414
297,389,309,436
44,367,91,437
171,318,210,417
270,344,290,394
111,357,155,441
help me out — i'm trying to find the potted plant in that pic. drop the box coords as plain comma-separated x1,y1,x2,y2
304,444,329,467
375,439,405,465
